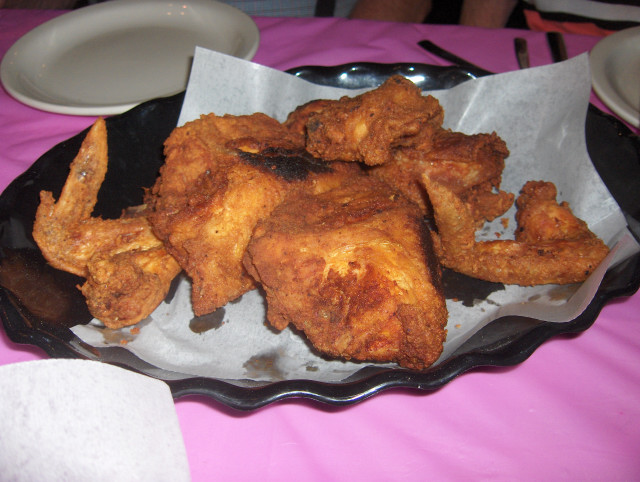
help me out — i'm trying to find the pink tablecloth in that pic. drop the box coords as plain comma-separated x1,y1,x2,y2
1,9,639,481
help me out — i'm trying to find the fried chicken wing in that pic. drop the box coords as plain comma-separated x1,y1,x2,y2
460,180,514,226
33,119,181,328
243,176,448,370
301,75,444,166
514,181,597,244
33,118,110,277
423,176,609,286
147,113,360,316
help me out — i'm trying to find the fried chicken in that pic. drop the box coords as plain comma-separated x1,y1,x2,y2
288,76,512,225
514,181,597,244
283,98,335,138
243,176,448,370
33,119,181,328
371,129,513,225
147,113,361,316
423,176,609,285
30,75,612,371
298,75,444,166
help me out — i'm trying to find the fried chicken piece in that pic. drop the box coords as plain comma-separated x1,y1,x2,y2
244,176,448,370
33,118,110,277
423,176,610,286
147,113,361,316
33,119,181,328
514,181,596,244
79,205,182,328
302,75,444,166
371,129,513,224
403,130,509,192
459,180,515,226
289,77,511,224
284,98,335,138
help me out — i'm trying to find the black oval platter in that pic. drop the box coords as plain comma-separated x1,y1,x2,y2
1,63,639,410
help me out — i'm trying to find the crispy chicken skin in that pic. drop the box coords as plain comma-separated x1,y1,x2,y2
301,75,444,166
33,118,110,278
371,129,513,225
283,98,335,138
81,208,181,328
514,181,597,244
33,119,181,328
397,130,509,194
423,176,609,285
147,113,361,316
460,180,514,226
289,76,512,225
244,176,448,370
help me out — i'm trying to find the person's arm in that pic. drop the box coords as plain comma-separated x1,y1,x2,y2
459,0,518,28
349,0,433,23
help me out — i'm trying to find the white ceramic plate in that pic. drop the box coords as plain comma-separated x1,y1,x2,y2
0,0,259,115
590,26,640,128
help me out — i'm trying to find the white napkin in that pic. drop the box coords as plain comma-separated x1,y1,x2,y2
0,359,190,482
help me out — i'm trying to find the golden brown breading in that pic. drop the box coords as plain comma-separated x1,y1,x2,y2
287,77,511,226
514,181,597,244
284,98,336,137
371,129,512,224
458,180,515,226
82,244,180,328
147,113,361,316
149,112,305,202
302,75,444,166
33,118,110,277
33,119,181,328
423,176,609,286
244,176,448,370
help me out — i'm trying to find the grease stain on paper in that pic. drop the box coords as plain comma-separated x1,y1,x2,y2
442,268,505,307
100,316,152,345
189,307,226,334
244,351,285,380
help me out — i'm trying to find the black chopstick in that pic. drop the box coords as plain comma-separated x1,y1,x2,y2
547,32,568,63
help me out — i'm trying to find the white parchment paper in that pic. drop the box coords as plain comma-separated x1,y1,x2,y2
0,359,190,481
73,48,639,382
